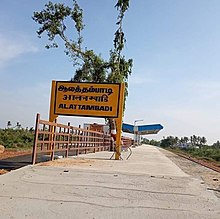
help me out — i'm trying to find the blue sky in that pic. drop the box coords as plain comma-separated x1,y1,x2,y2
1,0,220,144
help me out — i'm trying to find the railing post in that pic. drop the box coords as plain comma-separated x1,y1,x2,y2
93,133,96,153
85,127,89,153
32,113,40,165
84,128,87,154
50,119,57,161
77,125,80,155
66,122,70,158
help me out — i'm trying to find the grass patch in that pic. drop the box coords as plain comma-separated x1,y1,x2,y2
166,146,220,165
0,128,34,149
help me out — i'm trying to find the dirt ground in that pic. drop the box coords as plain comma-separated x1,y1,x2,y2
0,150,31,160
160,148,220,198
40,157,95,167
0,169,8,175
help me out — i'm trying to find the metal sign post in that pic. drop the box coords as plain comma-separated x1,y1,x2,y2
49,80,58,122
115,83,125,160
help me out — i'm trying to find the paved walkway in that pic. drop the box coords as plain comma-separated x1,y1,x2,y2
0,145,219,219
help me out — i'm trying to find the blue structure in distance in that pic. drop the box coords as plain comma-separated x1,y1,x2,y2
122,123,134,134
122,123,163,135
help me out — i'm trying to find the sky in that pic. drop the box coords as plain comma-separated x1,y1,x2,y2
1,0,220,144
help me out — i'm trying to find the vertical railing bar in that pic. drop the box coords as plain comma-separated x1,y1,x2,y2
66,122,70,158
42,124,46,151
50,120,57,161
32,113,40,165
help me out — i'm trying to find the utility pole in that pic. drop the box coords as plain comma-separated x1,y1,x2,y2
134,119,143,146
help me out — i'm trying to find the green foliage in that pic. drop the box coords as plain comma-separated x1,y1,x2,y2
142,138,160,146
183,146,220,162
33,1,85,59
71,1,84,34
0,128,34,149
110,0,132,107
73,52,108,83
189,135,207,147
115,0,130,14
212,140,220,148
114,0,130,52
161,135,220,163
33,0,133,112
160,135,208,148
160,136,179,148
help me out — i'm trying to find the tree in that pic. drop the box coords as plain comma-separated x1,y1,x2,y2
149,139,160,146
33,0,132,133
190,135,198,147
181,136,189,144
189,135,207,148
142,138,150,144
7,121,11,129
160,136,179,148
213,140,220,148
200,136,207,146
32,0,132,100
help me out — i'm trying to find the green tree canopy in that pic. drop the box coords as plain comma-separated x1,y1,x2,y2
33,0,132,105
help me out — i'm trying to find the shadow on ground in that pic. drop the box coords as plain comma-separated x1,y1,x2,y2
0,154,33,171
0,151,78,171
0,153,52,171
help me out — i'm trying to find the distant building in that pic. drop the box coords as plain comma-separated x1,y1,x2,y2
178,143,189,148
175,143,199,149
84,123,109,135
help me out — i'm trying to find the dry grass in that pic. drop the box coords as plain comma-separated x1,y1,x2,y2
0,169,9,175
0,150,31,160
39,157,95,167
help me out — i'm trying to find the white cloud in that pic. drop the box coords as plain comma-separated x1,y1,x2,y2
0,33,38,67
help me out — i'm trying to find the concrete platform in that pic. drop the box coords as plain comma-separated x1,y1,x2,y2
0,145,219,219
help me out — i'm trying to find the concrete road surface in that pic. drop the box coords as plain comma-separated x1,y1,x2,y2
0,145,219,219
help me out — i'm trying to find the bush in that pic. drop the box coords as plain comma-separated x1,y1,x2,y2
0,128,34,149
185,147,220,163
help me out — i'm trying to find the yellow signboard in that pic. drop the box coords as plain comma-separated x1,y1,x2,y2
53,81,121,118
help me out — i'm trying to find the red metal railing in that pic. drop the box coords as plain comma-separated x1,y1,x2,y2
121,136,133,150
32,114,112,164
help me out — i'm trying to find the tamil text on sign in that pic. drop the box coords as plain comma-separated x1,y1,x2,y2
54,81,121,118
